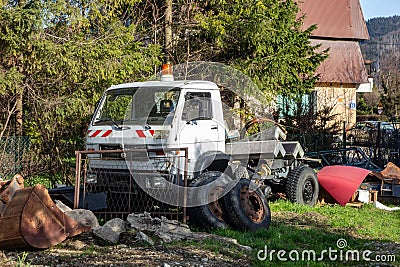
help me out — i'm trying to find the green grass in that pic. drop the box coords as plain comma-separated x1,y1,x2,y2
210,200,400,266
6,200,398,266
15,252,31,267
24,173,65,188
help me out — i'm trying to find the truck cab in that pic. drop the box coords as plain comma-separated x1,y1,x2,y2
86,80,226,175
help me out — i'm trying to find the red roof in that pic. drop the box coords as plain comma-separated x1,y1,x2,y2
296,0,369,40
311,39,369,83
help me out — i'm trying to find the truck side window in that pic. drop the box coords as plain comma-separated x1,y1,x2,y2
182,92,212,121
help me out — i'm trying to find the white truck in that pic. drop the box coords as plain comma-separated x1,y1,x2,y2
85,73,319,231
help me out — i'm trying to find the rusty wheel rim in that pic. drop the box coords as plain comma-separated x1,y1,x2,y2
207,185,225,220
240,186,265,223
302,178,315,204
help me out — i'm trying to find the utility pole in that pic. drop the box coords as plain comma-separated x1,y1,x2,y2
164,0,172,64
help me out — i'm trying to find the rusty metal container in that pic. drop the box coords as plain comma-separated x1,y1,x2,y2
0,175,87,249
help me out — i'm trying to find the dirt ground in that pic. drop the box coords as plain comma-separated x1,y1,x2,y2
0,231,251,267
1,211,398,267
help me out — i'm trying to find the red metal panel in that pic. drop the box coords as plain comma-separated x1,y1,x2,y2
317,166,370,206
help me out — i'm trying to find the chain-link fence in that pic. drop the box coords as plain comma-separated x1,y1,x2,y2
287,133,341,153
289,122,400,169
71,148,188,221
0,136,30,180
344,122,400,168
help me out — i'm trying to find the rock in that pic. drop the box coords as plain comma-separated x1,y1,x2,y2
161,263,171,267
189,232,252,252
156,232,173,243
127,212,161,231
136,231,155,246
201,257,208,263
65,209,99,229
160,217,191,235
93,218,127,244
102,213,252,252
55,200,99,229
127,213,193,242
55,200,72,213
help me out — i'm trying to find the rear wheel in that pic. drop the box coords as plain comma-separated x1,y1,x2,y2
222,178,271,231
187,171,231,230
286,166,319,206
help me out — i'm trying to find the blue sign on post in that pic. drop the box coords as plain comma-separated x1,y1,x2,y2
349,101,356,110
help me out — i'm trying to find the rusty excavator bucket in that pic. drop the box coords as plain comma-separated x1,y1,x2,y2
0,174,88,249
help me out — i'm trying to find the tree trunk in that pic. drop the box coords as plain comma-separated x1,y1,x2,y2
15,89,23,136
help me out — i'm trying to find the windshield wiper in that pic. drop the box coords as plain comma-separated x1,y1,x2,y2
94,119,130,130
186,116,212,123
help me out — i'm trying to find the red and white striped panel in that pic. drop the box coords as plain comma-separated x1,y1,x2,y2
135,130,155,138
87,130,112,138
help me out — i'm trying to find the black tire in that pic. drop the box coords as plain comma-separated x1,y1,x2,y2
187,171,232,230
286,166,319,206
222,178,271,231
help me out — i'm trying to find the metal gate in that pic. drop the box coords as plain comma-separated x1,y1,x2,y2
72,148,188,221
344,122,400,168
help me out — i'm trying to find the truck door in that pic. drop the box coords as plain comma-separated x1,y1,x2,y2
175,91,225,171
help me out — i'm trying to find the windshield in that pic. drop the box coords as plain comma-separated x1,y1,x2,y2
93,87,180,126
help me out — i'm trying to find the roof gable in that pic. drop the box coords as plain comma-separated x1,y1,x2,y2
311,40,369,83
296,0,369,40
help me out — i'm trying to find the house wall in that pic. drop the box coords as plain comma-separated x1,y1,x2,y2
315,83,357,128
295,0,369,132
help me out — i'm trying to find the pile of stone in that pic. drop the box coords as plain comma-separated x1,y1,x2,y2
92,212,192,245
92,212,251,252
55,201,251,251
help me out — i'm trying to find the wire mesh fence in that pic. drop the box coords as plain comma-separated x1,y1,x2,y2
287,133,341,152
73,148,188,222
345,122,400,168
0,136,30,180
287,122,400,169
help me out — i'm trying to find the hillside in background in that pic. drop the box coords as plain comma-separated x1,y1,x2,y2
361,15,400,65
359,16,400,119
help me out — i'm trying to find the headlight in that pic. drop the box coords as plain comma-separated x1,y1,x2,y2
153,130,169,139
86,173,98,183
145,176,167,189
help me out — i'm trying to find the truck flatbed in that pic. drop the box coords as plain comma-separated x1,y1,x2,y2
225,140,304,160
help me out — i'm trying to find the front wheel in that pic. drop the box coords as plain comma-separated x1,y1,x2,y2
187,171,232,230
286,166,319,206
222,178,271,231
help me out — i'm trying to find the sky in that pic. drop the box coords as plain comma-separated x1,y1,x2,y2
360,0,400,20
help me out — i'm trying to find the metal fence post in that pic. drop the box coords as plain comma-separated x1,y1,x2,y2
343,121,347,148
74,151,81,209
183,147,188,223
